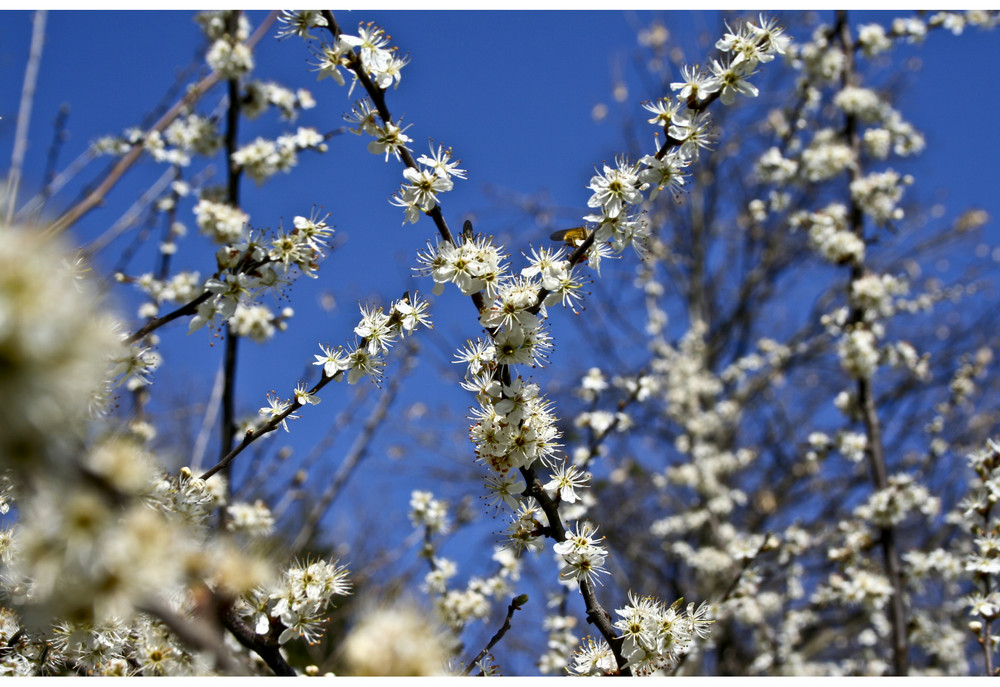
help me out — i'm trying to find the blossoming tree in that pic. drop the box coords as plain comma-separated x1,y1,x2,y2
0,9,998,676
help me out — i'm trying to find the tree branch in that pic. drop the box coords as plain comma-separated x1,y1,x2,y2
45,10,278,237
139,601,249,676
835,10,909,675
462,595,527,675
290,346,415,554
218,602,296,676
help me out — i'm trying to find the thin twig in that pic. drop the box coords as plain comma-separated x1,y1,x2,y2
462,595,526,675
265,383,369,518
125,290,214,344
220,328,240,477
5,10,47,227
290,346,415,554
199,362,337,481
15,146,93,222
198,288,413,482
82,165,177,256
36,103,70,217
44,10,278,237
191,354,225,472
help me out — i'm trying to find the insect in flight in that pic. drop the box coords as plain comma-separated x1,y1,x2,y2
549,226,590,246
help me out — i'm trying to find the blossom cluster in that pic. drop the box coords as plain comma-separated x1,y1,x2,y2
571,595,712,675
505,502,548,554
414,244,587,478
227,499,277,538
197,10,250,43
390,145,467,224
410,490,450,535
232,127,327,185
554,521,608,585
255,292,432,436
338,600,452,675
307,18,410,91
244,80,317,121
237,558,351,645
205,19,254,78
94,121,219,168
188,212,335,334
0,226,121,469
537,614,580,673
194,198,249,244
314,292,433,384
296,15,443,222
854,473,940,528
812,566,895,612
791,203,864,265
959,439,1000,644
580,17,791,263
464,373,562,475
34,615,207,676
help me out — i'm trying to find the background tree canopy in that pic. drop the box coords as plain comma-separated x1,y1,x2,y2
0,9,998,676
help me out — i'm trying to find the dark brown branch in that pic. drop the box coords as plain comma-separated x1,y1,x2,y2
218,603,297,676
219,10,245,472
200,365,338,482
199,289,413,481
318,11,485,313
519,464,631,674
835,10,909,676
125,290,213,344
462,595,527,675
290,346,415,553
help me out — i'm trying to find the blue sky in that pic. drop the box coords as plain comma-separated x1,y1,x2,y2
2,9,999,672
